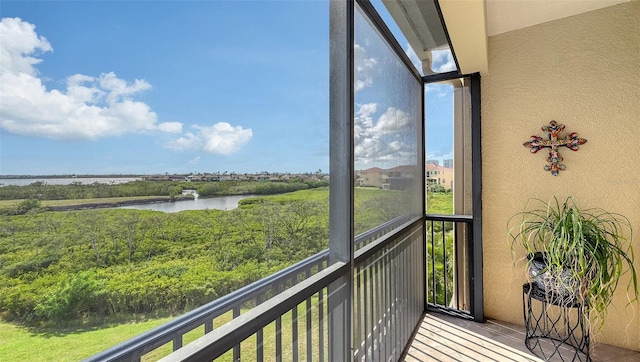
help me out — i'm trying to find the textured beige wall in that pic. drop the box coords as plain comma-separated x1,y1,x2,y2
482,1,639,350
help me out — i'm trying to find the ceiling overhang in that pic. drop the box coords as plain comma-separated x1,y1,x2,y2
438,0,488,75
383,0,632,76
485,0,631,36
381,0,452,75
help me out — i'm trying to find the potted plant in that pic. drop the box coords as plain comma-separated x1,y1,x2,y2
509,196,638,331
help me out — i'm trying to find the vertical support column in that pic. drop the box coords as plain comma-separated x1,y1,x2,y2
420,76,427,313
452,82,464,311
329,0,354,361
452,79,470,214
452,79,470,312
469,72,484,322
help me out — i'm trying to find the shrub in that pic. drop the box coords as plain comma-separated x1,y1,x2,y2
34,271,102,321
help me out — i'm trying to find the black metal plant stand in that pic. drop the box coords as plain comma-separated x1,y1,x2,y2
523,283,591,361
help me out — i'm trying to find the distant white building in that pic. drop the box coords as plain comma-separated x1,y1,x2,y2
426,164,453,191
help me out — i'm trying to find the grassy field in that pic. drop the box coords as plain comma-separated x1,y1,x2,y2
427,191,454,214
1,299,328,361
0,317,173,361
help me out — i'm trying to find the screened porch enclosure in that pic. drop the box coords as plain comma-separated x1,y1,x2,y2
85,0,482,360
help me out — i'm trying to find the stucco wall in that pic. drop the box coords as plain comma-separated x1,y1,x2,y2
482,1,639,350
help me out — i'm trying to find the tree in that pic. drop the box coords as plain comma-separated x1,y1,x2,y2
142,214,166,261
121,213,142,266
74,211,107,266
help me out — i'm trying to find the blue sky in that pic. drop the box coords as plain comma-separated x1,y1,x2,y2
0,0,453,175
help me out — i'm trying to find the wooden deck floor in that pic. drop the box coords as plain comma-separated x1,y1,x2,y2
404,313,640,362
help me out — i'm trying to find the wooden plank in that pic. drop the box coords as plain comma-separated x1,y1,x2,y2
404,315,542,362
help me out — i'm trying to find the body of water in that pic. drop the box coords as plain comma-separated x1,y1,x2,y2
117,194,255,213
0,178,258,212
0,177,141,186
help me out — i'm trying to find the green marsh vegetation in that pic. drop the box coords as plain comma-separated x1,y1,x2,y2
0,189,330,325
0,184,330,360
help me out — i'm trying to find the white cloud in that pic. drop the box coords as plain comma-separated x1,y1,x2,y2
374,107,411,134
0,17,182,141
354,43,377,92
98,72,151,104
0,17,52,76
405,43,455,75
165,122,252,155
165,132,199,151
158,122,183,133
66,74,104,104
425,83,452,98
354,103,415,168
356,102,377,128
431,50,456,73
199,123,252,154
427,151,453,162
189,156,201,165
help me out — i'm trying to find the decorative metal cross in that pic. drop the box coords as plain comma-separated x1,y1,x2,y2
523,121,587,176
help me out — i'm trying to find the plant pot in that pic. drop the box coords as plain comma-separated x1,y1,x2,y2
527,252,578,302
510,197,638,330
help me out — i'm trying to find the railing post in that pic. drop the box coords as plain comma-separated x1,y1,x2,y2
172,336,182,351
292,305,299,361
306,269,313,362
233,306,240,361
318,288,325,362
256,295,264,362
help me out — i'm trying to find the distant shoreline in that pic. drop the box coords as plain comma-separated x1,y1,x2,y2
46,196,195,212
0,174,142,179
0,195,195,212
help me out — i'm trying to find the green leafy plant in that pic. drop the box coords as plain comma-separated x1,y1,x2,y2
509,196,638,331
